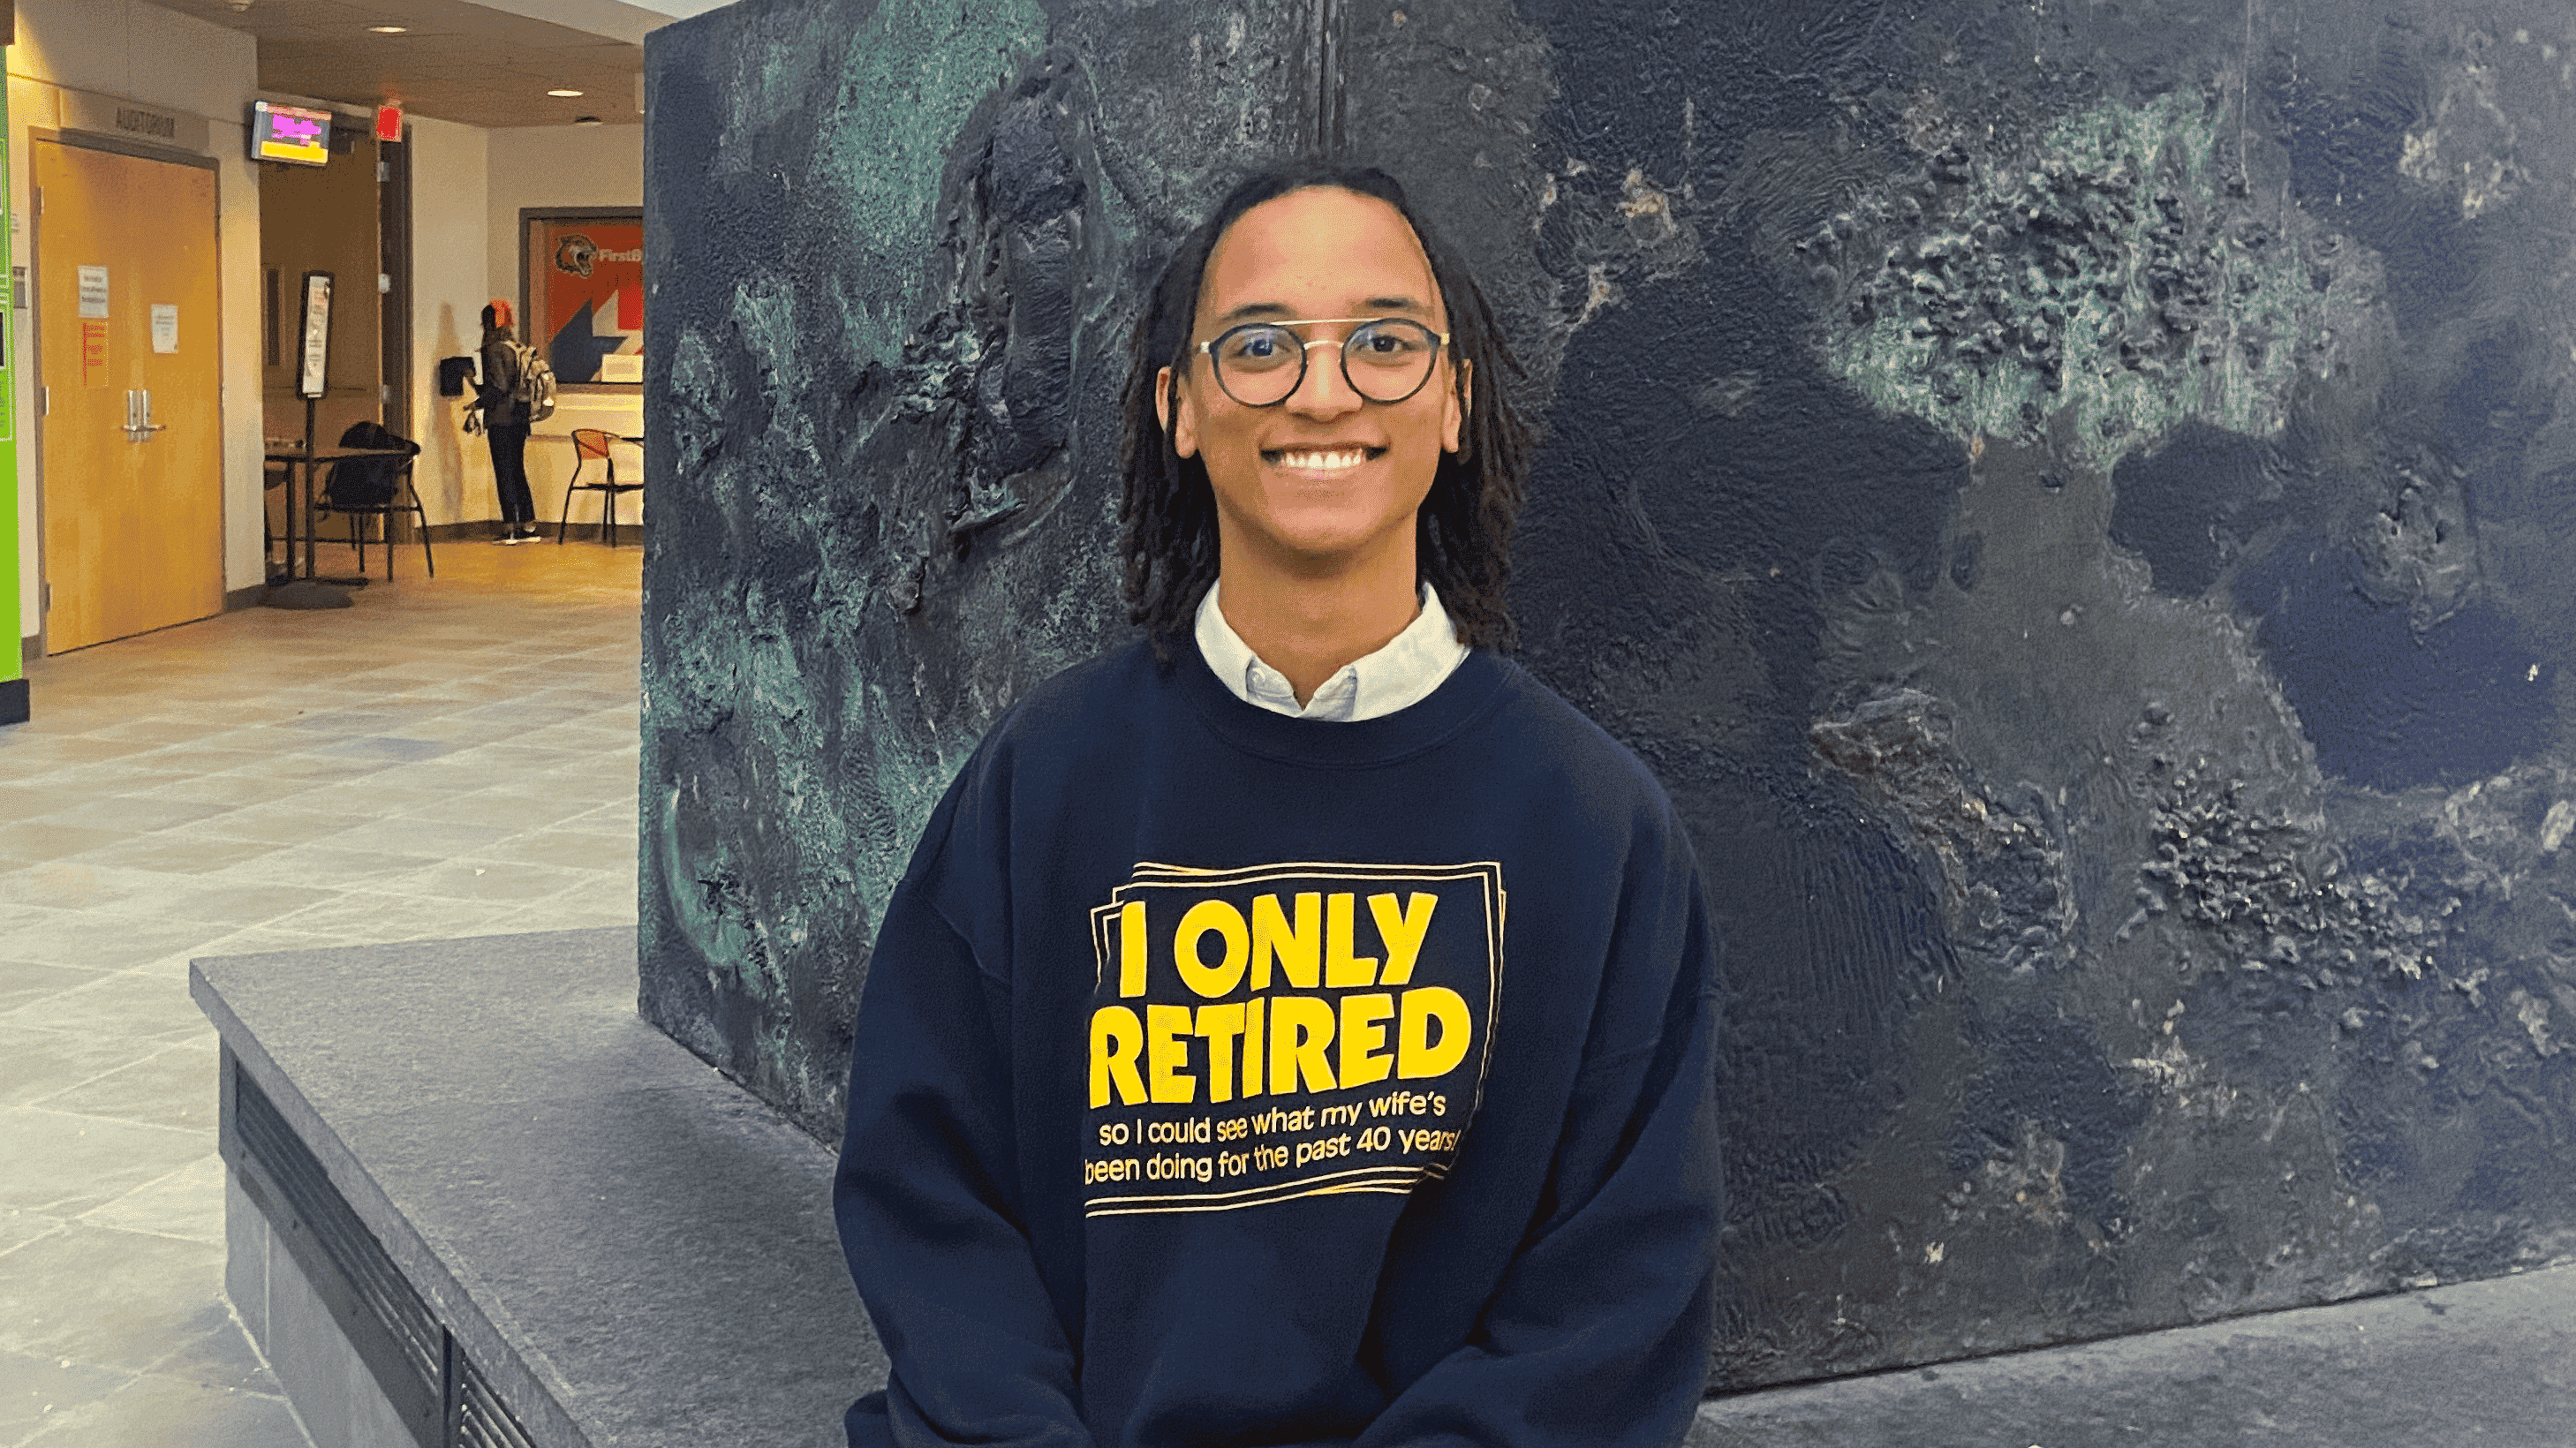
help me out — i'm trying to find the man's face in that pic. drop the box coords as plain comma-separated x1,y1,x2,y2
1157,186,1466,579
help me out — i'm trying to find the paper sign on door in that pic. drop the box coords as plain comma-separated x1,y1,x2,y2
78,267,110,319
151,305,178,354
81,320,110,388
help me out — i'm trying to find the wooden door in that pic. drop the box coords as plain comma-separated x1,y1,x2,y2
35,140,223,652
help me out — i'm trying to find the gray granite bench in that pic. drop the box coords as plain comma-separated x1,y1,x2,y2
196,928,2576,1448
193,928,886,1448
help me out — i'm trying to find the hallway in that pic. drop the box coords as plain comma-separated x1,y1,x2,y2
0,540,643,1446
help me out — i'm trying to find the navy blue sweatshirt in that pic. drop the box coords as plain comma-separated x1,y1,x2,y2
835,639,1722,1448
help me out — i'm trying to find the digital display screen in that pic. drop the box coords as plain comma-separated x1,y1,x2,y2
251,102,331,167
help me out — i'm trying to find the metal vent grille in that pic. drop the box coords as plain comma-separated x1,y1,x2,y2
235,1063,444,1416
234,1060,538,1448
454,1354,539,1448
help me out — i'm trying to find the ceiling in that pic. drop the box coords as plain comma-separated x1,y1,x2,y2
136,0,698,130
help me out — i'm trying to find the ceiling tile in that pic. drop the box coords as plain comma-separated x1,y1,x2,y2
141,0,648,130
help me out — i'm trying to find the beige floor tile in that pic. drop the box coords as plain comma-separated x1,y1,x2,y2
365,762,509,798
306,815,518,859
0,962,109,1014
495,896,641,933
0,1346,134,1442
394,789,603,831
181,727,329,758
0,905,67,939
154,806,372,848
372,858,605,905
75,1153,225,1247
0,912,235,972
264,888,513,943
12,1374,302,1448
54,835,290,877
87,881,341,932
82,720,231,746
283,781,460,819
469,830,637,872
0,1210,67,1258
0,1029,166,1112
178,924,366,962
0,826,136,868
0,737,167,769
193,844,434,891
0,1224,226,1372
135,1300,280,1398
384,683,548,713
0,1111,208,1218
2,970,219,1045
206,752,398,786
21,798,241,836
141,701,311,727
0,864,169,914
0,788,96,824
557,803,640,836
40,768,211,801
34,1039,219,1134
116,755,312,792
276,703,471,735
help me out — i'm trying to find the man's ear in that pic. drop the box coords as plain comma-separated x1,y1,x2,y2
1442,358,1471,456
1156,365,1198,459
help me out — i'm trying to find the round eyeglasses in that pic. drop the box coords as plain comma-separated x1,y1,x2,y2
1194,316,1449,407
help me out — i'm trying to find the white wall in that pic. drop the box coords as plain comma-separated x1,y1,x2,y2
7,0,266,639
406,114,491,532
482,123,645,532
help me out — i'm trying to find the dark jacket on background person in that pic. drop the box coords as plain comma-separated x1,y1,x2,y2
476,329,530,430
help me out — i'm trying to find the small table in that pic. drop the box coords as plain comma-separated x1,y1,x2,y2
264,444,415,609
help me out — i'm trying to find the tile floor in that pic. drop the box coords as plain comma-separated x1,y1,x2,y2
0,537,644,1447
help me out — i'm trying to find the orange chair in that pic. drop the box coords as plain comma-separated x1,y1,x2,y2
557,429,644,546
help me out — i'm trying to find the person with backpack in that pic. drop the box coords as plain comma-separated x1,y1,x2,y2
472,298,540,542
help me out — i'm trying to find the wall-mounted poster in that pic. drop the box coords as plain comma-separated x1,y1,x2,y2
524,210,641,388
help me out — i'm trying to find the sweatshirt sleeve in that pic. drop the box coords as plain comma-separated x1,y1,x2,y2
1356,817,1725,1448
834,788,1094,1448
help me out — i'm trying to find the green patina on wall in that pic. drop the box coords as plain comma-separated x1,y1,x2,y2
646,0,1197,1136
1814,91,2382,471
648,0,2576,1393
810,0,1047,369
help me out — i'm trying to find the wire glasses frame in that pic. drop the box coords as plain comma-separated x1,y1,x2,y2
1192,316,1451,407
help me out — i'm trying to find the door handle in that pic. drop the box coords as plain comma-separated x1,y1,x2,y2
125,389,168,441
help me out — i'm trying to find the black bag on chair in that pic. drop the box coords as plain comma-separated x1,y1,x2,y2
321,421,419,508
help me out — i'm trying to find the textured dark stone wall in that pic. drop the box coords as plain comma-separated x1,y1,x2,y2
644,0,2576,1393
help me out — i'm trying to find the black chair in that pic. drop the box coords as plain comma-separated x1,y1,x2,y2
317,421,434,579
558,428,645,546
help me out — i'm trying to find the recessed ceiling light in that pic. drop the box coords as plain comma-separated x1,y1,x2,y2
366,25,407,34
548,88,585,98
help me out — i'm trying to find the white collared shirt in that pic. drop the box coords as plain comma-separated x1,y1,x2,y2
1193,579,1469,722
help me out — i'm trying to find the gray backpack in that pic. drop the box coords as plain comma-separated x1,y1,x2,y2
513,342,558,423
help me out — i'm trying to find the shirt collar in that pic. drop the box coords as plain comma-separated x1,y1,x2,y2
1193,579,1469,722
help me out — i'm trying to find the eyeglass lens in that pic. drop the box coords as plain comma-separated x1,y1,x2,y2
1211,320,1440,406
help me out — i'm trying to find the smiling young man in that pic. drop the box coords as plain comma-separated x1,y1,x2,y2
835,162,1723,1448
